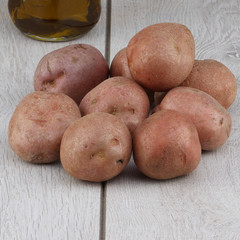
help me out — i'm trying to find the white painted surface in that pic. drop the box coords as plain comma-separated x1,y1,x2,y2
106,1,240,239
0,1,107,239
1,0,240,239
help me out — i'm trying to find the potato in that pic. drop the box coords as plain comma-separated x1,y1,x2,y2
79,76,150,134
155,87,232,150
133,109,201,180
34,44,109,105
180,59,237,109
127,23,195,91
110,48,133,79
8,91,81,163
60,112,132,182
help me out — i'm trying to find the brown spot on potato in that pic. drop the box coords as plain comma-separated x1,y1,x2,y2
42,79,56,90
111,138,119,145
91,98,97,104
110,107,118,115
41,71,65,90
31,153,44,163
129,108,135,114
116,159,124,164
219,118,224,125
90,151,105,161
96,151,105,161
58,71,65,79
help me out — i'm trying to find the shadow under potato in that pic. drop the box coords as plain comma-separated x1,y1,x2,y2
110,157,191,184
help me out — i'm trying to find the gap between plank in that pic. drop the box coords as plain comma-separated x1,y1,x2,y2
99,1,112,240
99,181,107,240
104,0,112,64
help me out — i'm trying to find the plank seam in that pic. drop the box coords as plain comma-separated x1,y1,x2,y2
104,0,112,64
99,1,112,240
99,181,107,240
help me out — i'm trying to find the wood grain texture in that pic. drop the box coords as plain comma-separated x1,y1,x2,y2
0,1,108,239
2,0,240,239
106,1,240,239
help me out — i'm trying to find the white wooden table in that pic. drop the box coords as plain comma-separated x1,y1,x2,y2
1,1,240,239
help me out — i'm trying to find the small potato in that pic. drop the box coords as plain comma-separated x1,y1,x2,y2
8,91,81,163
79,77,150,134
180,59,237,109
133,109,201,180
155,87,232,150
127,23,195,91
60,112,132,182
110,48,133,79
34,44,109,105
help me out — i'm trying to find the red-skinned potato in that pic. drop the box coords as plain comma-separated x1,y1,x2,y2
79,76,150,134
110,48,133,79
34,44,109,105
127,23,195,91
155,87,232,150
8,91,81,163
60,112,132,182
180,59,237,109
133,109,201,180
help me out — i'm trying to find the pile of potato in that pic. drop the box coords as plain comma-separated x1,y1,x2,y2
8,23,237,182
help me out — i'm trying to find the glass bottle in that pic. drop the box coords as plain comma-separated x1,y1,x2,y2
8,0,101,41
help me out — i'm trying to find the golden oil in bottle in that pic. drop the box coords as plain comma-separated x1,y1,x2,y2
8,0,101,41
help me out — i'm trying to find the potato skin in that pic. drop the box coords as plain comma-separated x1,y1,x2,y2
155,87,232,150
34,44,109,105
133,109,201,180
127,23,195,91
110,48,133,79
79,76,150,134
180,59,237,109
60,112,132,182
8,91,81,163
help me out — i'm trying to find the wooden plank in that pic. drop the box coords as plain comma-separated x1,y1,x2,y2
0,1,108,239
106,0,240,239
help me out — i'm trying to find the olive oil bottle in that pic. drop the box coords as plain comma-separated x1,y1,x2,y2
8,0,101,41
